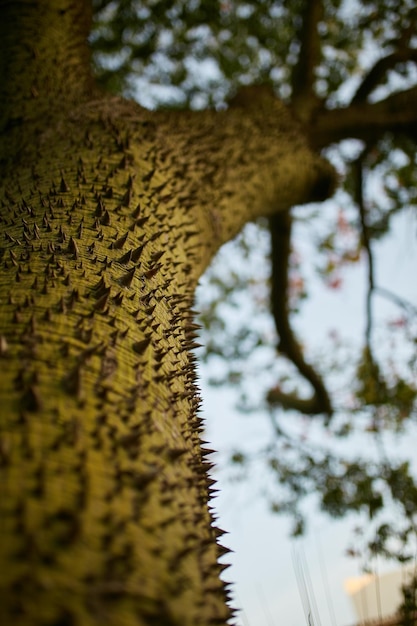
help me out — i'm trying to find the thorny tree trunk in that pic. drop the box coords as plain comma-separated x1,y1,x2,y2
0,1,335,625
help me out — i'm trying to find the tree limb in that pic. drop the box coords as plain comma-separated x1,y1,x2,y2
267,211,333,416
375,287,417,317
351,48,417,104
353,152,375,348
311,84,417,148
291,0,324,122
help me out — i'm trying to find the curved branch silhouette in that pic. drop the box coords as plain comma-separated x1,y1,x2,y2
267,211,333,417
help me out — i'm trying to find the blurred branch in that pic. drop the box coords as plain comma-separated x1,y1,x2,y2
353,153,375,347
351,48,417,104
291,0,324,122
375,287,417,317
267,211,332,416
312,84,417,148
351,153,407,426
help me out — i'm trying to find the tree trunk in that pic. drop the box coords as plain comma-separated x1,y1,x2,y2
0,2,335,624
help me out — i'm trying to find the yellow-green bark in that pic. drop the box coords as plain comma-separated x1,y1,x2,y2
0,1,335,624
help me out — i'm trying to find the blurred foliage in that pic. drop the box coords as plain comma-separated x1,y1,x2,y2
90,0,417,570
399,574,417,626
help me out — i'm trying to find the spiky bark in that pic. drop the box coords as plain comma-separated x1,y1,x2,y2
0,1,335,624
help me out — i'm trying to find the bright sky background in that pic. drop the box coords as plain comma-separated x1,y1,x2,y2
199,207,417,626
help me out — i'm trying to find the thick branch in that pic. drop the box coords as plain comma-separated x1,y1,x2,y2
351,48,417,104
267,211,332,416
311,84,417,148
291,0,324,121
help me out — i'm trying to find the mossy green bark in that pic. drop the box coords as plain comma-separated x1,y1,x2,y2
0,99,232,625
0,1,335,624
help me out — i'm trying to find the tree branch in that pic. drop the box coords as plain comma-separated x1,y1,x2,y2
353,152,375,348
311,84,417,148
267,211,333,417
291,0,324,122
375,286,417,317
351,48,417,104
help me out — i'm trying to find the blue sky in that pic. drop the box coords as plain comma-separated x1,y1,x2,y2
200,207,417,626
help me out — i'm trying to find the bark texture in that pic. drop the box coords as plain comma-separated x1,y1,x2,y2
0,2,335,624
